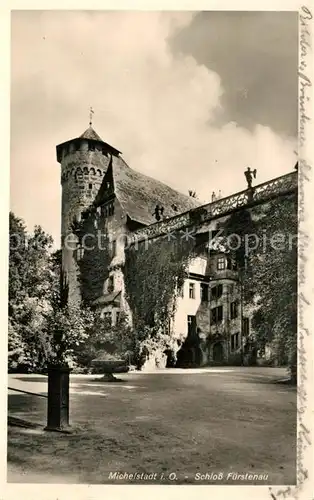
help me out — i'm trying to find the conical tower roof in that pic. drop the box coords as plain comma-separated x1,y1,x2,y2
56,125,121,163
79,126,104,142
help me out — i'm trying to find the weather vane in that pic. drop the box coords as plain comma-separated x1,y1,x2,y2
89,106,94,126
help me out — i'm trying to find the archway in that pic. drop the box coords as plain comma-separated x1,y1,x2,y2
212,342,224,363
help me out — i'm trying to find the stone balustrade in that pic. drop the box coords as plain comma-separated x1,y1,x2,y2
129,171,297,244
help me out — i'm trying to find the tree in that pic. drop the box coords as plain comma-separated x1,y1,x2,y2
250,195,297,382
220,195,297,382
9,213,57,371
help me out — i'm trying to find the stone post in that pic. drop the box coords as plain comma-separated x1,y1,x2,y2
44,364,72,433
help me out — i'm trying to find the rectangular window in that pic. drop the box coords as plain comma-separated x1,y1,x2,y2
115,311,120,324
217,257,226,270
211,284,223,300
189,282,195,299
211,308,217,324
231,332,240,351
211,305,223,325
230,301,238,320
200,283,209,302
76,245,84,261
178,284,184,298
217,305,223,322
108,203,115,216
103,311,112,325
107,275,114,293
89,183,93,190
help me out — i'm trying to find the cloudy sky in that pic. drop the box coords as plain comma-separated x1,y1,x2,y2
11,10,298,246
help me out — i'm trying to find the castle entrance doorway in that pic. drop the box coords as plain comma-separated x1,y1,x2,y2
212,342,224,363
175,315,202,367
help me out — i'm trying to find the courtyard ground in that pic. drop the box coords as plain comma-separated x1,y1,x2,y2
7,367,296,485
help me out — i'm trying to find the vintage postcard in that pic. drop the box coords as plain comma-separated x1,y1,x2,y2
2,2,313,500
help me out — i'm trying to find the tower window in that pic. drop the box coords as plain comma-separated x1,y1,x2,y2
107,276,114,293
108,203,114,216
217,257,226,270
230,301,238,320
76,245,84,261
189,282,195,299
111,239,116,255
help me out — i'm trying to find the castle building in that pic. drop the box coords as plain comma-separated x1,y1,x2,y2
57,124,254,367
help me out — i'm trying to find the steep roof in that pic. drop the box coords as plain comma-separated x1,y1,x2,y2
95,154,201,225
79,126,104,142
56,126,121,162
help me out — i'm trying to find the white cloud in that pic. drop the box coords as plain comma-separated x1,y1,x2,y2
11,11,296,246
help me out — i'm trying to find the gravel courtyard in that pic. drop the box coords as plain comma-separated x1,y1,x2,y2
7,367,296,485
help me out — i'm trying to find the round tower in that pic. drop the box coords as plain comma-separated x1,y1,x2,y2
56,123,121,305
56,124,120,238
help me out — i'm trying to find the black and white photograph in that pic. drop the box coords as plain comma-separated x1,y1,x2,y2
5,6,313,496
